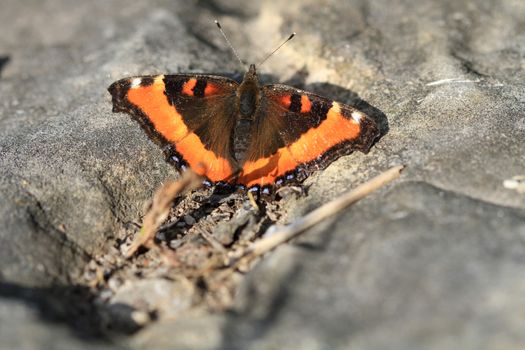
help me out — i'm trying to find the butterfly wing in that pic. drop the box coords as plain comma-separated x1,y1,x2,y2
238,84,380,190
108,75,239,184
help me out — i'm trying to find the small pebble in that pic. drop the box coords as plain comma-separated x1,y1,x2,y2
97,288,113,303
108,276,123,291
184,215,196,225
170,239,184,249
503,176,525,193
131,310,151,326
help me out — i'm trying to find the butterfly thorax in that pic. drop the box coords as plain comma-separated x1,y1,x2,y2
237,64,260,119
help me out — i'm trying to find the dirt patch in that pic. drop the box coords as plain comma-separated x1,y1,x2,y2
76,180,295,333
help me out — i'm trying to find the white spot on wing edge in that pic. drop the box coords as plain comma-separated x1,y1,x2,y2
351,111,363,123
331,101,342,114
130,78,142,88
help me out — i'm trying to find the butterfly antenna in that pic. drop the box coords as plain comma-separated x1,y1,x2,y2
215,20,246,70
257,32,296,68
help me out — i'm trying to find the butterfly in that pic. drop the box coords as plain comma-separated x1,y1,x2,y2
108,23,380,195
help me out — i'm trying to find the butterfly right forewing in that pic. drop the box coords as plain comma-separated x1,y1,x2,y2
237,84,380,190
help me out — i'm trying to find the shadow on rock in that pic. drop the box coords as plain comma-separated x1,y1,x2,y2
195,0,259,18
283,66,389,137
0,55,10,78
0,281,142,342
308,82,389,137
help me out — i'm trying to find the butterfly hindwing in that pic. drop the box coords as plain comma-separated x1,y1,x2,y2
108,74,239,184
238,84,380,189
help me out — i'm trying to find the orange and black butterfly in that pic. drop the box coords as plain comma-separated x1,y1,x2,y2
108,24,380,195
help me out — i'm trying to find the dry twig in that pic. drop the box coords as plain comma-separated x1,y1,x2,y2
124,171,203,258
247,191,260,211
199,228,228,254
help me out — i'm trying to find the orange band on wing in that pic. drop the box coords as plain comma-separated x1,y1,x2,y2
204,83,219,96
174,133,234,181
128,79,188,142
300,95,311,113
238,148,298,187
288,102,360,163
239,102,361,187
182,78,197,96
280,95,291,108
126,79,234,182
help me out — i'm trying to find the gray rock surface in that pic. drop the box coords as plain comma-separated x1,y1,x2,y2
1,0,524,349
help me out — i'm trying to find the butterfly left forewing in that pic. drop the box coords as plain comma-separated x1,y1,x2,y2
108,74,240,184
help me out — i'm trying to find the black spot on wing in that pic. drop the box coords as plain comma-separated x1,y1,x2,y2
193,79,208,97
311,99,332,122
163,77,186,105
140,76,155,87
289,93,302,113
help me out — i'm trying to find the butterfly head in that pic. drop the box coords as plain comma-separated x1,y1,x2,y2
244,64,258,81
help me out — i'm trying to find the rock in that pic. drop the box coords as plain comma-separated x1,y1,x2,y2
183,215,196,226
0,0,524,349
109,278,194,320
0,296,116,350
228,182,525,349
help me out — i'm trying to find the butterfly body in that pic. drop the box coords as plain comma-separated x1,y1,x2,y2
237,64,260,119
108,64,380,194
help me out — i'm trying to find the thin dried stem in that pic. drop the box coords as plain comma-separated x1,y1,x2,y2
247,191,260,212
124,171,203,258
199,228,228,254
